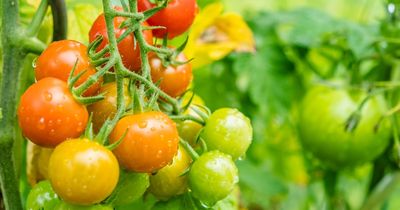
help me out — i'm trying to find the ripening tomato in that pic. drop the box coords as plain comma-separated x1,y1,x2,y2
200,108,253,160
89,8,153,72
87,81,131,132
18,78,88,147
176,93,205,146
298,85,391,168
188,151,238,206
48,138,119,205
149,52,192,98
109,111,179,173
149,145,192,200
35,40,102,96
138,0,198,39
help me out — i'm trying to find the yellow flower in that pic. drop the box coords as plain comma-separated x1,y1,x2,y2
184,3,255,69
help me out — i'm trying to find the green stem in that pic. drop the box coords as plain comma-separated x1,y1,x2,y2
20,37,46,54
26,0,49,37
179,138,199,160
361,172,400,210
0,0,25,209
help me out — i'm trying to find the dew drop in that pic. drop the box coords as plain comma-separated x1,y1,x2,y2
37,118,46,130
44,92,52,101
138,121,147,128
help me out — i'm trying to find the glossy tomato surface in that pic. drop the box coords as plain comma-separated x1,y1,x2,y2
298,85,391,168
109,111,179,173
150,52,192,98
18,78,88,147
35,40,102,96
188,151,238,206
138,0,198,39
89,9,153,72
201,108,253,160
149,145,192,200
48,139,119,205
26,180,60,210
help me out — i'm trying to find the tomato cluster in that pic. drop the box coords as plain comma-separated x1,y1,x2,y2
19,1,253,209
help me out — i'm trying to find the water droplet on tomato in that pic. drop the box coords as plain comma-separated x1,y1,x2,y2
138,121,147,128
49,129,56,136
44,92,52,101
56,119,62,124
37,117,46,130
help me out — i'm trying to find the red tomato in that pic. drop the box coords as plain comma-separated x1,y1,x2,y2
18,78,88,147
109,111,179,173
89,9,153,72
138,0,198,39
150,52,192,97
35,40,102,96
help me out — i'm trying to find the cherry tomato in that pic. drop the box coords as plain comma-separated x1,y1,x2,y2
177,93,205,146
299,85,391,168
48,138,119,205
188,151,238,206
138,0,198,39
149,145,192,200
35,40,102,96
26,180,60,210
149,52,192,98
89,9,153,72
87,81,131,133
111,171,149,206
18,78,88,148
109,111,179,173
55,202,113,210
200,108,252,160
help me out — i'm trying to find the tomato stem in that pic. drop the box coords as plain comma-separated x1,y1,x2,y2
179,138,199,160
49,0,68,41
26,0,49,37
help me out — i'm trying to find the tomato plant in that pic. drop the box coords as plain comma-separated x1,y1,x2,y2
48,138,119,205
149,51,193,98
89,9,153,72
35,40,102,96
298,85,392,168
17,78,88,148
87,81,131,133
137,0,198,39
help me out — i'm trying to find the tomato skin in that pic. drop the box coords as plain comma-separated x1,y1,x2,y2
35,40,102,96
26,180,60,210
109,111,179,173
55,202,113,210
87,81,131,133
177,93,205,146
299,85,391,168
188,151,238,206
149,145,192,200
89,9,153,72
138,0,198,39
48,138,119,205
150,52,192,98
200,108,253,160
18,78,88,148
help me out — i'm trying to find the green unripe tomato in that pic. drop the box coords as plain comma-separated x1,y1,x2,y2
200,108,252,160
27,180,60,210
299,85,391,168
188,151,238,206
55,202,113,210
112,171,150,206
149,145,192,200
